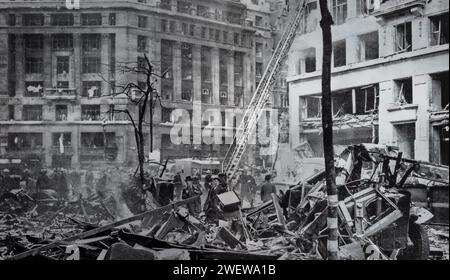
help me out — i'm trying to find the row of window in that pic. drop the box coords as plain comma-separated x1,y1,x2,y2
8,104,125,122
296,13,448,74
8,13,117,27
7,132,117,150
157,0,244,25
159,17,250,47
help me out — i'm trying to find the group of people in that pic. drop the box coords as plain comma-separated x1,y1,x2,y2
166,168,277,225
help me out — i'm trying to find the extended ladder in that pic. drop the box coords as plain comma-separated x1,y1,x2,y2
222,0,308,180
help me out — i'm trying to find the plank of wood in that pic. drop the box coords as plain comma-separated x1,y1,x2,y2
7,195,200,260
271,193,286,229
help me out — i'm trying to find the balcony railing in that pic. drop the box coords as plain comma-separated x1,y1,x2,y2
44,88,77,100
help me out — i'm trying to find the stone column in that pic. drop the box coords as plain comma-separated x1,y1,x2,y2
192,44,202,103
173,41,181,100
227,50,235,106
211,47,220,105
243,52,252,106
378,80,396,146
43,34,52,89
15,34,24,98
413,74,432,161
101,33,110,96
73,33,82,97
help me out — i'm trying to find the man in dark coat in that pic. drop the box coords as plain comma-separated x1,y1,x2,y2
36,169,52,194
182,176,202,216
203,170,213,191
239,168,257,207
260,174,277,203
203,177,227,224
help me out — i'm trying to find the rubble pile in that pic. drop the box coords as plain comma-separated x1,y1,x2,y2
1,144,448,260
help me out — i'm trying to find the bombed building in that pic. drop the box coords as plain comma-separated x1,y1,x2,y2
0,0,289,170
287,0,449,165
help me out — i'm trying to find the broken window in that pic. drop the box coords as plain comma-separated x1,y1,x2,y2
395,22,412,52
306,96,322,118
256,42,263,58
51,14,74,26
356,0,374,16
8,14,16,26
52,34,73,50
255,16,263,27
332,0,347,25
430,14,449,46
223,31,228,42
82,57,101,73
161,19,167,32
256,62,263,80
81,132,116,148
161,40,173,100
24,34,43,50
81,105,101,121
201,27,207,39
23,14,44,26
181,43,193,101
234,33,240,45
234,52,244,87
215,29,220,41
160,0,171,10
82,81,102,98
8,133,43,151
81,13,102,26
332,90,353,116
138,15,148,28
181,23,188,35
226,12,242,25
305,48,316,73
356,84,379,114
137,35,147,52
82,34,101,51
52,133,71,146
177,1,192,14
137,56,147,70
25,81,43,97
333,40,346,67
431,72,449,110
109,13,116,25
220,50,228,105
57,81,69,89
23,105,42,121
358,31,379,61
57,56,70,75
201,46,212,104
190,24,195,36
9,105,15,121
55,105,68,121
394,123,416,159
169,21,177,33
395,77,413,105
25,57,43,74
197,5,210,17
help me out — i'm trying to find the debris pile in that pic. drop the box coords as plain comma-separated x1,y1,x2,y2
1,144,448,260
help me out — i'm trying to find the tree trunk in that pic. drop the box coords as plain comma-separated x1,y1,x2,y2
318,0,339,260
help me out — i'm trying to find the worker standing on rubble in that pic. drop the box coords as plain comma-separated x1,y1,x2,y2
173,171,183,201
260,174,276,203
203,176,227,224
182,176,202,216
204,170,213,191
239,168,257,207
36,169,52,194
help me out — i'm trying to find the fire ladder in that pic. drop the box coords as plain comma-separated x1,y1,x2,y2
222,0,308,180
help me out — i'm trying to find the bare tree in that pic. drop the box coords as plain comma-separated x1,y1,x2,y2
100,54,164,188
318,0,339,260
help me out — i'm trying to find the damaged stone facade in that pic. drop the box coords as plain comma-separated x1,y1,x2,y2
287,0,449,165
0,0,289,169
